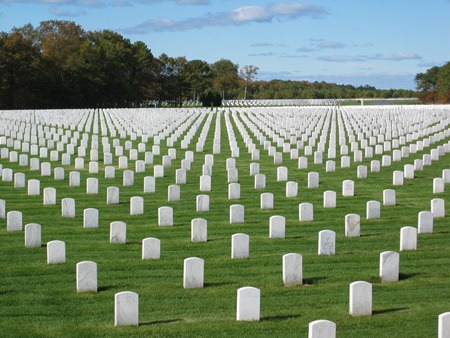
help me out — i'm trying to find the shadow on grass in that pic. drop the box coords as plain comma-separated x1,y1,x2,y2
399,272,420,280
98,285,119,292
140,319,183,326
373,308,409,315
360,233,383,237
303,276,328,285
204,281,235,288
262,314,302,321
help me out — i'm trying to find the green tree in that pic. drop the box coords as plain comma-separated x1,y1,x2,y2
36,20,87,107
182,59,212,102
436,62,450,103
211,59,239,100
156,54,188,106
0,31,41,109
239,65,259,100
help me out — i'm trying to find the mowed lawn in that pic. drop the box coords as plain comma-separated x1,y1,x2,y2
0,106,449,337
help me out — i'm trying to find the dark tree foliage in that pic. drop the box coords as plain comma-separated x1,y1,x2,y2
1,21,155,109
0,20,421,109
415,63,450,103
199,89,222,107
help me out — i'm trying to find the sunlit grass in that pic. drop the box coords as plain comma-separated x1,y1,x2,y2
0,107,449,337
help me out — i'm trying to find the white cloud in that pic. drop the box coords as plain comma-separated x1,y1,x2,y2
248,52,278,57
371,51,421,61
317,55,363,63
177,0,208,4
121,2,328,34
316,41,345,49
49,6,86,15
317,51,422,63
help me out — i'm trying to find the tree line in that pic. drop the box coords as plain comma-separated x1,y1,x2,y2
0,20,421,110
415,62,450,103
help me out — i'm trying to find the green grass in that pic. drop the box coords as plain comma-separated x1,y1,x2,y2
0,106,449,337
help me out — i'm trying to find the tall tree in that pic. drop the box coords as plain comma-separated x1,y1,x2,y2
182,59,212,102
36,20,87,107
156,54,188,106
436,62,450,103
211,59,239,100
0,31,41,108
239,65,259,100
415,66,440,92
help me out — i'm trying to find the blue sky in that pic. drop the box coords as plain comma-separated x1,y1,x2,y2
1,0,449,89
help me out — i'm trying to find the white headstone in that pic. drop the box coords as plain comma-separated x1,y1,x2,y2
404,164,415,179
0,199,5,219
260,192,274,210
250,163,260,176
345,214,360,237
114,291,139,326
236,286,260,321
269,215,285,239
196,194,209,212
342,180,354,197
418,211,433,234
230,204,245,224
183,257,204,289
228,183,241,200
200,175,211,192
383,189,396,206
69,171,80,187
232,233,249,259
14,172,26,189
86,177,98,194
154,165,164,178
299,202,313,222
110,221,126,244
168,185,180,202
83,208,99,228
27,179,40,196
76,261,97,292
318,230,336,255
379,251,399,282
107,186,120,205
158,206,173,226
431,198,445,218
323,190,336,208
191,218,207,242
277,166,288,181
438,312,450,338
366,201,381,219
61,198,75,218
47,240,66,264
349,281,372,316
433,178,445,194
282,253,302,286
123,170,134,187
25,223,41,248
143,176,156,193
7,210,22,231
298,156,308,169
308,172,319,188
142,237,160,260
286,181,298,198
370,160,380,173
254,174,266,189
326,160,335,172
130,196,144,215
393,170,404,186
400,226,417,251
308,320,336,338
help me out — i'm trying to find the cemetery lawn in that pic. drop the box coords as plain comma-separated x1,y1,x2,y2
0,106,449,337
